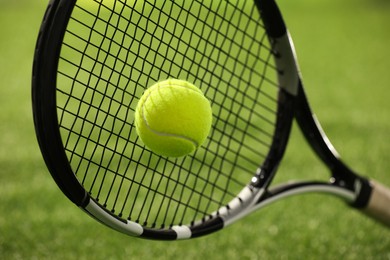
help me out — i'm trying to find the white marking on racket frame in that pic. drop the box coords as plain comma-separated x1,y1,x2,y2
215,186,266,227
85,200,143,237
172,225,192,239
274,32,300,96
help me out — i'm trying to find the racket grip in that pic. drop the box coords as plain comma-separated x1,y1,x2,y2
362,181,390,227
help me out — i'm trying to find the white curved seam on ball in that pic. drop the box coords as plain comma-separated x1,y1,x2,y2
157,81,204,96
141,84,202,148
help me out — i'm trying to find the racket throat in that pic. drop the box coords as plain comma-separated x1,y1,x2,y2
330,169,373,209
295,83,373,209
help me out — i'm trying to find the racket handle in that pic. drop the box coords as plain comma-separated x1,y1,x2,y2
362,181,390,227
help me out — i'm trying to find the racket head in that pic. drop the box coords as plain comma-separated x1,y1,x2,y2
32,0,295,239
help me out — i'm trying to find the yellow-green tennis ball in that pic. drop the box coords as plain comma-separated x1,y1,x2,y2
135,79,212,157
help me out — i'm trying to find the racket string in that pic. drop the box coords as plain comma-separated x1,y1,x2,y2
57,0,280,228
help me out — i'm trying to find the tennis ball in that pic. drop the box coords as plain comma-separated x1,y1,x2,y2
135,79,212,157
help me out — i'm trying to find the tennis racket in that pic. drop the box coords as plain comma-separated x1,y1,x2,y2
32,0,390,240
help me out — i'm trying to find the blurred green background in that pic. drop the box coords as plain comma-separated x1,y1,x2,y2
1,0,389,259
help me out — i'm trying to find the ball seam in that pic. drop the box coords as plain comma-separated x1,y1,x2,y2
140,83,201,149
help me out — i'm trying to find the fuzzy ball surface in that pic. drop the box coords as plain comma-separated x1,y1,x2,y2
135,79,212,157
